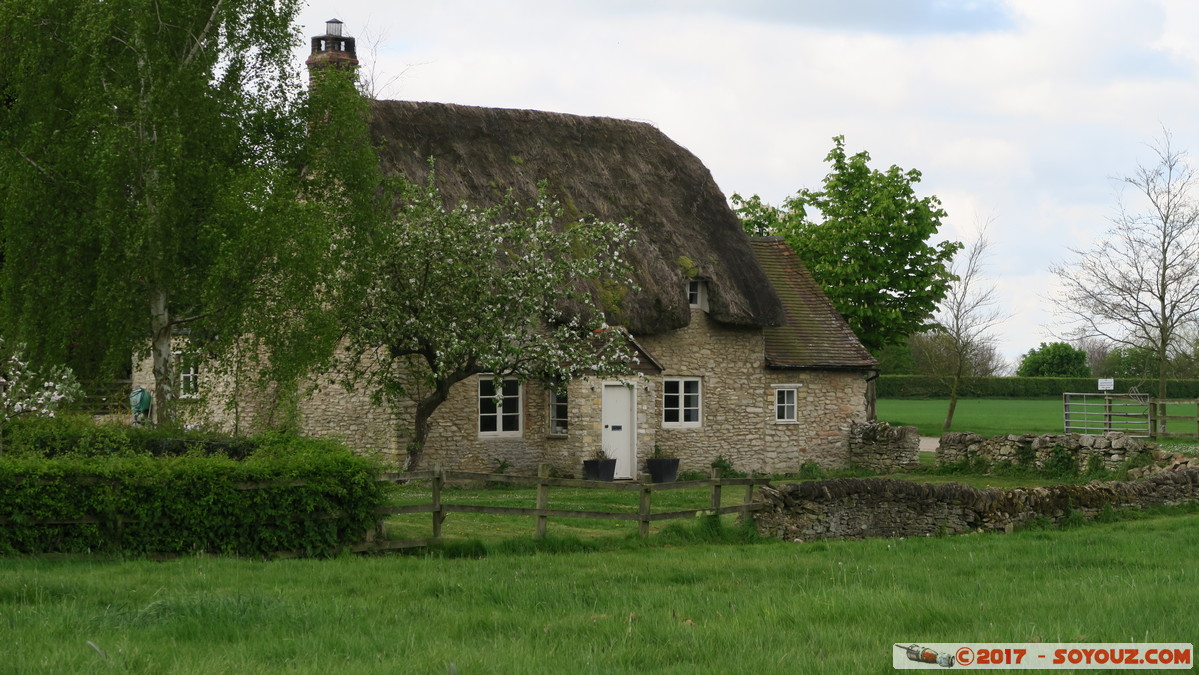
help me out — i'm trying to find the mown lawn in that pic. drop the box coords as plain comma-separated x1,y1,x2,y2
878,398,1199,457
4,505,1197,673
7,404,1198,673
876,397,1065,436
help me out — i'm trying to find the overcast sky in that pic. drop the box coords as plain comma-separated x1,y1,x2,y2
293,1,1199,369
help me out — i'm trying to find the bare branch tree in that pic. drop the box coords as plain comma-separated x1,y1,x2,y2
1050,129,1199,412
353,26,413,101
1071,336,1113,376
913,217,1006,430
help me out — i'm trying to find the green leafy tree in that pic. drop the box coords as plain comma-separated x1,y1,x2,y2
335,170,637,469
1016,342,1091,378
1096,345,1158,380
873,340,917,374
733,136,961,353
0,0,321,424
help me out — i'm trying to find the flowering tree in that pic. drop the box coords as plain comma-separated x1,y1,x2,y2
0,339,82,451
337,172,637,469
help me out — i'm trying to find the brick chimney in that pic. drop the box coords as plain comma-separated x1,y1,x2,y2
305,18,358,84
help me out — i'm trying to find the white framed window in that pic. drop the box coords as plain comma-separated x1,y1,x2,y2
479,376,523,437
688,279,709,311
174,351,200,399
775,387,797,422
663,377,702,427
548,390,569,436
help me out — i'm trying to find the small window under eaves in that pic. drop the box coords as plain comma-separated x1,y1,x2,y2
688,279,709,312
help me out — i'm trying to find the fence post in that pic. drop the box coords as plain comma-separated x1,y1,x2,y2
1149,402,1158,440
709,467,722,512
1063,393,1071,433
432,463,444,540
638,484,652,538
535,463,549,539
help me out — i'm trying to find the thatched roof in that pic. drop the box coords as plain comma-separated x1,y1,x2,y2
369,100,785,335
749,237,878,370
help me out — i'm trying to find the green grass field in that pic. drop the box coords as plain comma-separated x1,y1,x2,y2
878,398,1199,455
5,506,1196,673
877,398,1065,436
6,402,1197,672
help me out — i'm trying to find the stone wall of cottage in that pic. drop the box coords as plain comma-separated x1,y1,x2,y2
132,347,400,459
637,312,871,475
936,432,1150,472
755,469,1199,541
132,309,871,475
417,375,655,477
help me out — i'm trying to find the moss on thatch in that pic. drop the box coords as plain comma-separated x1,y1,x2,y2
369,100,785,335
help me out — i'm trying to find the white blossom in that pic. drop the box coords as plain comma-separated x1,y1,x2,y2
0,338,83,447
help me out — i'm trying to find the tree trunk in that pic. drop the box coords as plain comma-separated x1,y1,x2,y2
943,363,965,431
403,380,454,471
149,289,174,426
1157,342,1169,435
943,378,961,431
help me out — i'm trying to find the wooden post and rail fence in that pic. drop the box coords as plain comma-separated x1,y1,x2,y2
1062,392,1199,440
365,465,771,553
1,465,770,556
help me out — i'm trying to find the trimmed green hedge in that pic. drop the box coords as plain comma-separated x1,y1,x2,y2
878,375,1199,399
0,425,385,557
3,415,259,459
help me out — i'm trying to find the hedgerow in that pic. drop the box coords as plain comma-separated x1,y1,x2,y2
0,421,385,557
878,375,1199,398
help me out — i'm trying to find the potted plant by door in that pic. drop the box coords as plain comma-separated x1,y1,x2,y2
582,449,617,481
645,444,680,483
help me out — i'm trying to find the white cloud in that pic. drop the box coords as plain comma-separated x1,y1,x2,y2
298,1,1199,364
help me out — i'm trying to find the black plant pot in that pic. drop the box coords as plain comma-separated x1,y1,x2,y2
645,458,680,483
582,458,617,481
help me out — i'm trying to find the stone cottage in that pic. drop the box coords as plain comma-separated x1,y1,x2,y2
134,22,879,477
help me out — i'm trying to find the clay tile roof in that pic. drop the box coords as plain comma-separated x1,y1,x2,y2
749,237,878,370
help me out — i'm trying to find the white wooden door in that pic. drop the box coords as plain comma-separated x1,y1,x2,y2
601,383,635,479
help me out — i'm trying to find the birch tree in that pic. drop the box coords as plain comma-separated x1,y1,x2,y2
0,0,313,424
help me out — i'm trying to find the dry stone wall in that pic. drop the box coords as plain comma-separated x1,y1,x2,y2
755,469,1199,541
847,421,920,473
936,432,1149,472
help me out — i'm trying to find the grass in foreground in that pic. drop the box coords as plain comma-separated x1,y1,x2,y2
4,507,1197,673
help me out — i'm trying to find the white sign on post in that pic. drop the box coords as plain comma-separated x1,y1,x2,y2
1098,378,1114,391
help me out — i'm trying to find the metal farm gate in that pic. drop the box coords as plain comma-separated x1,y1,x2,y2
1063,392,1199,439
1062,392,1150,437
